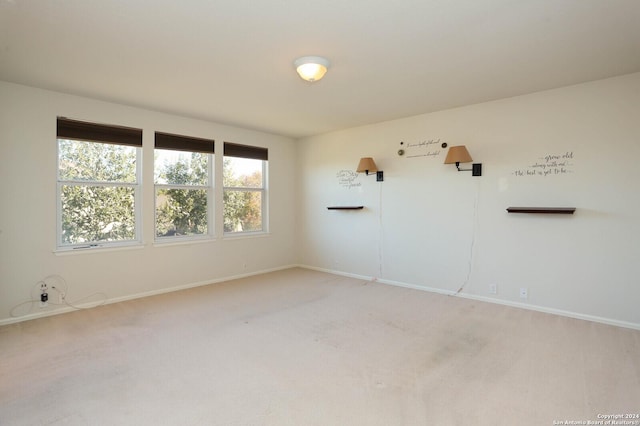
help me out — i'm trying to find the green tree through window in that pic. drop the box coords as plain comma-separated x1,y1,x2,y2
155,151,209,237
223,156,265,233
58,139,139,245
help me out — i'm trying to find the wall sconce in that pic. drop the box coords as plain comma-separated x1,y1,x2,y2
444,146,482,176
356,157,384,181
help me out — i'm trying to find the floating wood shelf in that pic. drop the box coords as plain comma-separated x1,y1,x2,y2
327,206,364,210
506,207,576,214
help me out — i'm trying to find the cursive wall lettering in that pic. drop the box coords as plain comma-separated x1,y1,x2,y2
405,138,444,158
336,170,361,189
513,151,574,177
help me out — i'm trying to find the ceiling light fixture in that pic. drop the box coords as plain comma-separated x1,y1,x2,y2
294,56,330,82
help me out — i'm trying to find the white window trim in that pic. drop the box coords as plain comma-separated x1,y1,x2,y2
223,159,268,235
56,141,143,252
153,151,215,242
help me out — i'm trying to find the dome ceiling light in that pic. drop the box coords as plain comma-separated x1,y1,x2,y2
294,56,330,82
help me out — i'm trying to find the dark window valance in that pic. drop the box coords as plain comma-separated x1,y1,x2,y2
155,132,215,154
224,142,268,161
57,117,142,147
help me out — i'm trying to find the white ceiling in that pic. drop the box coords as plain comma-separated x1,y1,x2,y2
1,0,639,139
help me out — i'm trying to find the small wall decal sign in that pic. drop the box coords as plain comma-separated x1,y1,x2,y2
402,139,445,159
336,170,361,189
513,151,575,177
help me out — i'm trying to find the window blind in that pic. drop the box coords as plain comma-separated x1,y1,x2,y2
223,142,268,161
57,117,142,147
155,132,215,154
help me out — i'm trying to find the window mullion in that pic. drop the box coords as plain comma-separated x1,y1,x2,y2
223,186,264,192
155,183,209,190
59,180,138,188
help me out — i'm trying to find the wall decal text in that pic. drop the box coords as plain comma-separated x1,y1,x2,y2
336,170,361,189
513,151,575,177
404,139,445,159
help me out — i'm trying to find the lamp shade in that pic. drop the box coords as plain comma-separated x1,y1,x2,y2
444,146,473,164
357,157,378,173
294,56,330,82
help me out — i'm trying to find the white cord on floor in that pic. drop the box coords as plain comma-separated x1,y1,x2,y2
453,181,480,296
378,182,384,278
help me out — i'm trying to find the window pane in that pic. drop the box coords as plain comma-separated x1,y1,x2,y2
223,190,262,233
223,157,262,188
156,188,208,237
155,149,208,186
58,139,137,182
60,185,136,244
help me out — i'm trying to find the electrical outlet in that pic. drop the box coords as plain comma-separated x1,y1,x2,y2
519,287,528,299
489,284,497,294
39,282,49,307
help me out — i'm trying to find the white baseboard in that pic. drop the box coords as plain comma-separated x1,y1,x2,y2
297,264,640,331
5,264,638,331
0,264,298,326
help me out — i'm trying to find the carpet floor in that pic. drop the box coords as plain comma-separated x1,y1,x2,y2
1,268,639,425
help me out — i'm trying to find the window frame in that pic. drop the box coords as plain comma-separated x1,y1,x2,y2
153,132,215,243
222,142,269,236
56,118,143,251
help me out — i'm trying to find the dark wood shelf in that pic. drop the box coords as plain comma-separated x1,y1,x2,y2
327,206,364,210
506,207,576,214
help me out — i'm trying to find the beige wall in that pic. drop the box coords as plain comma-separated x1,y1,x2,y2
296,72,640,328
0,82,297,324
3,73,639,329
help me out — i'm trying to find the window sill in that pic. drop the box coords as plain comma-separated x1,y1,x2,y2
153,236,216,248
54,242,144,256
223,231,271,241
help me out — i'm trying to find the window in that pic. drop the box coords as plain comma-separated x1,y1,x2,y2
154,132,214,240
223,142,268,234
57,117,142,249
